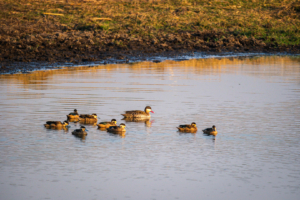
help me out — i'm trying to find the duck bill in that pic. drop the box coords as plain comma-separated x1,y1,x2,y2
150,111,154,113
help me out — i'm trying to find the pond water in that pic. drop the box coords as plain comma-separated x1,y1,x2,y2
0,56,300,200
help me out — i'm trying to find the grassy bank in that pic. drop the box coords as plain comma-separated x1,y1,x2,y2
1,0,299,45
0,0,300,74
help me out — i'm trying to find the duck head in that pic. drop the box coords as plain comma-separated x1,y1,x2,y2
191,122,197,127
81,126,86,131
120,123,126,129
111,119,117,124
63,121,69,126
74,109,78,114
212,125,216,131
92,114,97,119
145,106,154,114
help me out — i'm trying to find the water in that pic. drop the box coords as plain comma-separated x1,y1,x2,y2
0,56,299,200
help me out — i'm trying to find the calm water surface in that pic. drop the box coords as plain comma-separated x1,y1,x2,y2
0,56,299,200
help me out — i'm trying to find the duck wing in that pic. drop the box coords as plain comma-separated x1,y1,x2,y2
99,121,110,125
125,110,146,114
179,124,192,128
203,128,212,132
122,110,148,118
46,121,61,125
80,114,93,118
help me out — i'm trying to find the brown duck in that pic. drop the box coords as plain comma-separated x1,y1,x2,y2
44,121,69,128
97,119,117,129
177,122,197,133
72,126,87,136
107,123,126,133
202,125,218,136
79,113,98,123
121,106,154,119
67,109,79,120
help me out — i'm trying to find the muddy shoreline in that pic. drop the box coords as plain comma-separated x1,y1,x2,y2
1,30,299,74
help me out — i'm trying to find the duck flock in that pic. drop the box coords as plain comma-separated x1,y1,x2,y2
44,106,217,138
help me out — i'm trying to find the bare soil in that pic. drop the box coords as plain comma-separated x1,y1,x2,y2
0,27,299,74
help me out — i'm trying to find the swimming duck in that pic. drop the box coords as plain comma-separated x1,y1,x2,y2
79,113,98,123
202,125,218,136
67,109,79,120
177,122,197,133
121,106,154,119
97,119,117,129
44,121,69,128
107,123,126,133
72,126,87,136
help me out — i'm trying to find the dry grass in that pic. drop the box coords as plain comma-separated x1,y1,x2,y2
0,0,299,45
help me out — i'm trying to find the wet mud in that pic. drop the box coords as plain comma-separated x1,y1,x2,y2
1,28,299,74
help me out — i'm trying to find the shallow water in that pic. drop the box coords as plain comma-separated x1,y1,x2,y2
0,56,300,200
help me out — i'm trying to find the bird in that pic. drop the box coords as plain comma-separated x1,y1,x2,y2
97,119,117,129
177,122,197,133
202,125,218,136
44,121,69,128
67,109,79,120
72,126,87,136
107,123,126,133
79,113,98,123
121,106,154,119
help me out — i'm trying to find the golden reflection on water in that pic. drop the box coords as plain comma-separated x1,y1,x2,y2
0,55,300,200
1,56,299,87
44,126,69,134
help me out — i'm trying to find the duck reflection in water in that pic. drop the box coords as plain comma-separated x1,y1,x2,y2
122,118,154,127
73,134,87,141
45,126,69,133
107,131,126,138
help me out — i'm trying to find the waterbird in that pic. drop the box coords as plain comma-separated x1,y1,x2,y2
79,113,98,123
72,126,87,136
97,119,117,129
202,125,218,136
177,122,197,133
44,120,69,128
107,123,126,133
67,109,79,120
121,106,154,119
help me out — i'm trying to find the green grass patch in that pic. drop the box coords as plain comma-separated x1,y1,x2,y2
0,0,299,46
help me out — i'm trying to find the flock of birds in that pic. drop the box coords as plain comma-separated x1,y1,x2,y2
44,106,218,138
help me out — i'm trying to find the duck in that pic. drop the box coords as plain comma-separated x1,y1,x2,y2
202,125,218,136
44,121,69,128
79,113,98,123
72,126,87,136
67,109,79,120
97,119,117,129
177,122,197,133
121,106,154,119
107,123,126,133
